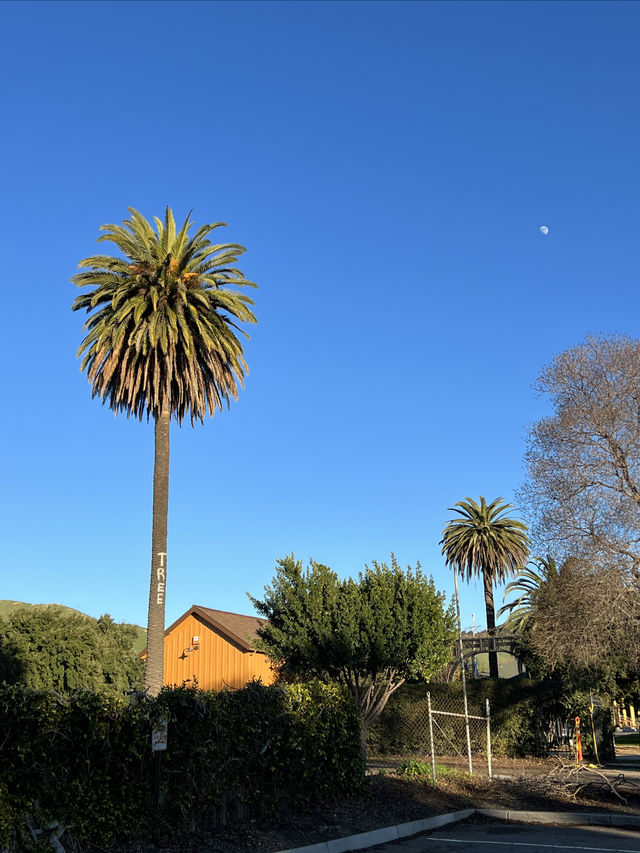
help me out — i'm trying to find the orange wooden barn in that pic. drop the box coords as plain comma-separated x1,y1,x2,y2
143,604,276,691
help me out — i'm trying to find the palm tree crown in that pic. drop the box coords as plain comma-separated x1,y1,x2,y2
440,496,529,586
72,207,257,423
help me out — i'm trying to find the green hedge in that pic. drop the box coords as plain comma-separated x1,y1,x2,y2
367,678,614,760
0,681,363,850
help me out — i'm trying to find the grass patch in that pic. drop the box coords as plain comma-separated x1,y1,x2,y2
398,759,466,780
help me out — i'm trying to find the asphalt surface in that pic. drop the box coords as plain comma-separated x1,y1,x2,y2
366,821,640,852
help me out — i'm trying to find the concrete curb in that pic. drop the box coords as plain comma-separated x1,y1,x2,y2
477,808,640,827
276,809,474,853
276,808,640,853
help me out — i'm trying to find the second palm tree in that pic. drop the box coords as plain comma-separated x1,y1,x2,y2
440,496,529,679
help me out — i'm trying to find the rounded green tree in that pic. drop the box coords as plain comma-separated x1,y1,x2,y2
72,208,257,694
250,554,455,743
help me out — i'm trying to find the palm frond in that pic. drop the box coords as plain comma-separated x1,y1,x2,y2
497,555,558,630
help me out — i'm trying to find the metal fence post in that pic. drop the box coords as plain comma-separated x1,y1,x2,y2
427,691,437,788
485,698,492,779
454,570,473,775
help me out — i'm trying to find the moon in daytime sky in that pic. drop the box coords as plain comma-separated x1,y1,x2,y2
539,225,549,235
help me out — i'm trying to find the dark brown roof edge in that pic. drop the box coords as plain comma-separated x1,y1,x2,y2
190,604,258,651
140,605,267,657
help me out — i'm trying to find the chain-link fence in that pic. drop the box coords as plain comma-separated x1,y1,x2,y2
368,682,615,770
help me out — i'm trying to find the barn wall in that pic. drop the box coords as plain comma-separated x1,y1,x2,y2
163,613,275,690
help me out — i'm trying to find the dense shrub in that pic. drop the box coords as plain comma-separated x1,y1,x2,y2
367,678,614,760
0,608,143,694
0,681,362,850
157,680,363,828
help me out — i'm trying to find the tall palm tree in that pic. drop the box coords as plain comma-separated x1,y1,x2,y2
497,554,558,633
72,207,257,695
440,497,529,679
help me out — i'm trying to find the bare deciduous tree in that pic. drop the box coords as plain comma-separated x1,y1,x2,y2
519,334,640,576
525,559,640,673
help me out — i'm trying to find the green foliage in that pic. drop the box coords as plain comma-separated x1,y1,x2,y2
516,630,640,701
250,554,456,729
0,681,362,850
0,607,144,694
399,759,432,778
513,560,640,697
399,759,463,780
158,680,363,825
0,601,147,654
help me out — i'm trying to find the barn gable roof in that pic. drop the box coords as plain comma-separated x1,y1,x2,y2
164,604,267,652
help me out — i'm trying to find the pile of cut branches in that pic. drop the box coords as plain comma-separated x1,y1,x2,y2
530,760,639,804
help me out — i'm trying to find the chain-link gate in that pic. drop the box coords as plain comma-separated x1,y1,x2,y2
425,691,493,785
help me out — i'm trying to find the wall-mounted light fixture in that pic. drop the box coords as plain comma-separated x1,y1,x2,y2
180,637,200,659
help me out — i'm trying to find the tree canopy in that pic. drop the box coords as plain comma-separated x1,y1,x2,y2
249,555,455,733
0,607,144,693
519,334,640,575
71,207,256,425
516,557,640,696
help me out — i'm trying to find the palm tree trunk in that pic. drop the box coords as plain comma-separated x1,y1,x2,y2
483,569,499,679
144,408,170,696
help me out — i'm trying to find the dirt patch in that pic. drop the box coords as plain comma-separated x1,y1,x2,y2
111,759,640,852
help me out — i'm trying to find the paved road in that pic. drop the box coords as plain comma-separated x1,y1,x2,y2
365,821,640,853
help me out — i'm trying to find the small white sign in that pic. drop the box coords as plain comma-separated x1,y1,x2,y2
151,718,168,752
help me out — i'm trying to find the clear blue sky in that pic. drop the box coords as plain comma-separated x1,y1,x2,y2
1,0,638,632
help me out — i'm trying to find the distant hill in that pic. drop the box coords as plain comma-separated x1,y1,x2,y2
0,600,147,654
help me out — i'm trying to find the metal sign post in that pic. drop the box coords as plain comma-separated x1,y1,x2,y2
152,718,168,847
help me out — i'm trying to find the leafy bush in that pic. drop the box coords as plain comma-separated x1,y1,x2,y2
0,681,362,850
399,759,432,778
